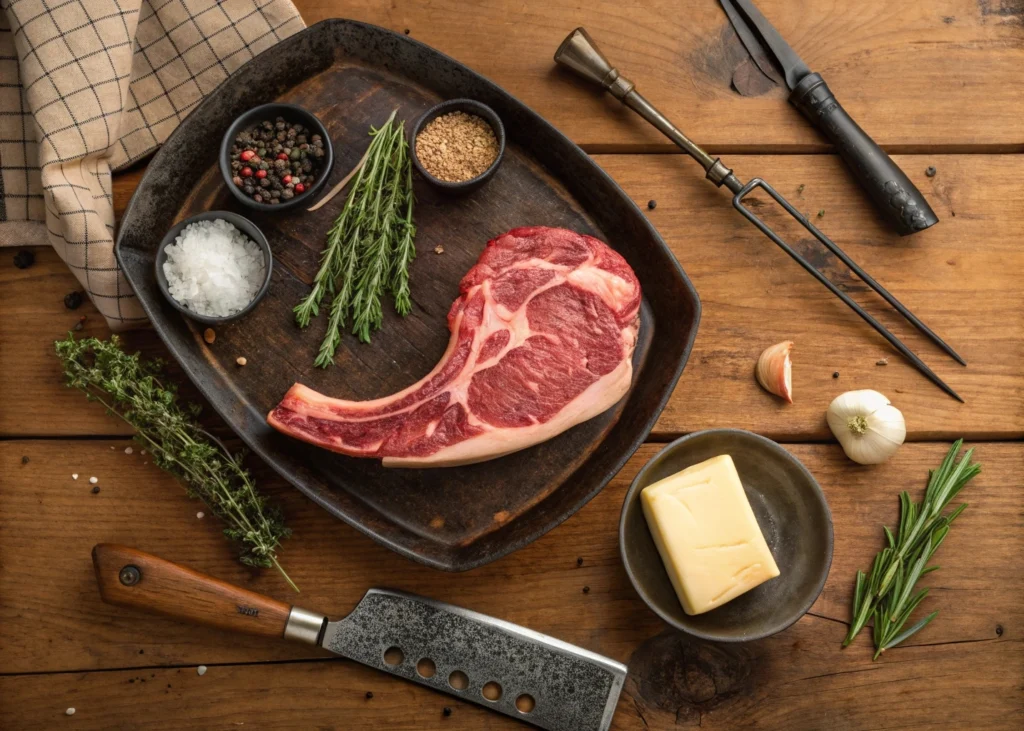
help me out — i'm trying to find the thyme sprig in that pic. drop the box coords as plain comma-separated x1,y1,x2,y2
55,334,296,592
844,440,980,658
294,110,416,366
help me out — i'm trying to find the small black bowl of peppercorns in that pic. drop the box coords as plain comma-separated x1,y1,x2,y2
219,103,333,212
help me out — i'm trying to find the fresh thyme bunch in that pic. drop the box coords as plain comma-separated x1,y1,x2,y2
844,440,980,657
294,109,416,367
55,334,296,591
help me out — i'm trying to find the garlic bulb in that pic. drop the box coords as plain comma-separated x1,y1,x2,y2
826,390,906,465
755,341,793,403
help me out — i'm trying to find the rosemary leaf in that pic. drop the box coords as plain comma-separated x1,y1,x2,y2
297,110,416,365
842,440,980,656
876,611,939,659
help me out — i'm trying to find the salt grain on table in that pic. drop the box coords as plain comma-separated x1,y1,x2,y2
197,512,205,519
89,476,98,484
163,219,265,318
65,708,75,716
125,446,133,454
197,666,207,676
72,473,78,480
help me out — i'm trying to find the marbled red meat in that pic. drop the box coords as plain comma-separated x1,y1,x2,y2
267,226,642,467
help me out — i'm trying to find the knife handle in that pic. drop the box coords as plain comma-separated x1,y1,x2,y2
92,544,325,643
790,73,938,236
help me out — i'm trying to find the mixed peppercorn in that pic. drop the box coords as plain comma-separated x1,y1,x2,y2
229,117,325,205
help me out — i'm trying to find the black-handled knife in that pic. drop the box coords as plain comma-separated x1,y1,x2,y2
720,0,939,236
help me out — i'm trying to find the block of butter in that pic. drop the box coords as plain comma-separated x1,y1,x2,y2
641,454,780,615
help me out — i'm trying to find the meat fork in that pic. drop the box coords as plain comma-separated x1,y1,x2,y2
554,28,965,402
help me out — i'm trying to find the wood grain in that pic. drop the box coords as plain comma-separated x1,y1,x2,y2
2,3,1021,726
2,633,1020,730
1,439,1020,729
4,155,1021,440
287,0,1024,152
92,545,293,640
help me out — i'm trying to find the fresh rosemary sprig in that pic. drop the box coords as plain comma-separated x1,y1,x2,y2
295,110,416,366
55,334,297,592
843,440,980,658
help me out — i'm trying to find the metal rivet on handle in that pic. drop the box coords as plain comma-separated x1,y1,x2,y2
119,565,141,586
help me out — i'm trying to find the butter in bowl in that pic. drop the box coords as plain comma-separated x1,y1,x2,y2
641,454,780,616
620,429,833,642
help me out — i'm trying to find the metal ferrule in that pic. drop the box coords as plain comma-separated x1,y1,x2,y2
607,73,634,100
283,605,327,645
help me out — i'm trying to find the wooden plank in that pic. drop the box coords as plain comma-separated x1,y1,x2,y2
603,153,1024,440
1,439,1020,729
2,634,1021,731
4,155,1021,440
290,0,1024,151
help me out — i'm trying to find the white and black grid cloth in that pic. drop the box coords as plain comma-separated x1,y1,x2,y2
0,0,303,327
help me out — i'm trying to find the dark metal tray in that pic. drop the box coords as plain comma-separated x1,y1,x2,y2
116,19,700,571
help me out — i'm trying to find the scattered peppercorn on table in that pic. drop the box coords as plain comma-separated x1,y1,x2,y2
1,1,1022,729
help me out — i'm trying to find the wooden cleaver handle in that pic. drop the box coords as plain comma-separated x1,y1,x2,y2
92,544,295,639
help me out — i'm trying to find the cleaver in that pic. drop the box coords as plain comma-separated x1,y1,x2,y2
92,545,626,730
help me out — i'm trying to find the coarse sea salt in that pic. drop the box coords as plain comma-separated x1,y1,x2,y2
163,219,265,318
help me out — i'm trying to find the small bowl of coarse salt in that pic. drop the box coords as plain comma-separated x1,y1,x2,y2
155,211,272,325
410,99,506,195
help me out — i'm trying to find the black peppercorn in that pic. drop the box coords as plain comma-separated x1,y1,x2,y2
647,199,657,210
91,485,100,494
832,371,840,378
442,707,451,717
582,585,590,594
925,166,936,177
230,118,323,203
365,691,373,699
21,455,29,464
576,557,583,566
13,249,34,269
64,291,83,310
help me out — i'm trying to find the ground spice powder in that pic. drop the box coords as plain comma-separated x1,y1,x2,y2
415,112,498,183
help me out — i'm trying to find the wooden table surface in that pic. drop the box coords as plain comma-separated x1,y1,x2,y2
1,1,1021,729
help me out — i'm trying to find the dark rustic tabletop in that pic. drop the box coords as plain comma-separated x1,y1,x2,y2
1,1,1022,729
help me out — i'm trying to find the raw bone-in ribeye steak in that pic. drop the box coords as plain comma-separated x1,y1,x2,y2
268,226,642,467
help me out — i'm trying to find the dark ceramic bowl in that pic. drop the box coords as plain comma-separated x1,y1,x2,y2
219,102,334,212
620,429,833,642
410,98,506,195
154,211,273,326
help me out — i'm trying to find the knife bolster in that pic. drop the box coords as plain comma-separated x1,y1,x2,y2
284,606,328,645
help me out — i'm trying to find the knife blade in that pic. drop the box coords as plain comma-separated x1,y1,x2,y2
718,0,784,85
719,0,939,236
92,544,626,731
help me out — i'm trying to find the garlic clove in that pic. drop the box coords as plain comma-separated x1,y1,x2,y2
826,389,906,465
755,341,794,403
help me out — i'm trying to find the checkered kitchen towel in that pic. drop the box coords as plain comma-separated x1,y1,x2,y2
0,0,304,327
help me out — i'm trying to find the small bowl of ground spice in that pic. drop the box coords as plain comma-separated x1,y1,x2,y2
220,103,333,211
411,99,505,195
